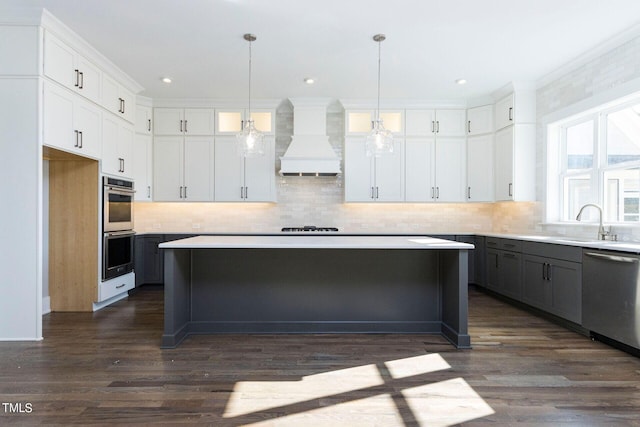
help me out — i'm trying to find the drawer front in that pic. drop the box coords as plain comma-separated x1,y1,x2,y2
522,241,582,263
99,273,135,302
486,237,522,252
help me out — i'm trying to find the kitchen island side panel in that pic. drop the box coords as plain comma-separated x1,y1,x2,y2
161,248,192,348
189,248,441,332
440,250,471,348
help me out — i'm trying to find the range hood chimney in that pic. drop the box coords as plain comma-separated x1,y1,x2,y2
279,98,341,176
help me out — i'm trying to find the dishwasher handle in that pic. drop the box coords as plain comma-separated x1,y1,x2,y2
584,251,639,264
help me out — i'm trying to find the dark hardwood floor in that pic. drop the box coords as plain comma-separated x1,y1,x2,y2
1,285,640,426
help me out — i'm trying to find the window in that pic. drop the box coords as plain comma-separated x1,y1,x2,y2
552,99,640,224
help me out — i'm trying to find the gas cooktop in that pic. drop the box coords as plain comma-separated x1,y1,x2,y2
281,226,339,232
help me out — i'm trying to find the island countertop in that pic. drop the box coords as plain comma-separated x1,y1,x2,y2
158,235,475,250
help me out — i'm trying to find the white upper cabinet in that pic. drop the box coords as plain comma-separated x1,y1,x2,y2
405,136,466,202
495,94,515,131
154,108,215,136
153,136,213,202
43,80,101,159
494,124,536,201
467,134,494,202
405,109,466,137
345,110,404,135
44,31,101,104
102,74,135,123
344,137,404,202
494,91,536,131
214,136,276,202
215,109,274,135
135,105,152,135
466,105,493,136
132,134,153,201
102,114,134,179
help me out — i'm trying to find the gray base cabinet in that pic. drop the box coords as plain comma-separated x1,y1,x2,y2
485,238,522,299
522,242,582,324
135,234,193,286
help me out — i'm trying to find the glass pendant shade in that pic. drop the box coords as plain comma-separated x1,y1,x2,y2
236,119,265,157
236,33,264,157
365,119,394,157
366,33,393,157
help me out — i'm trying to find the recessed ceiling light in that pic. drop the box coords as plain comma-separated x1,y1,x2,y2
161,77,172,83
304,77,315,85
455,78,467,85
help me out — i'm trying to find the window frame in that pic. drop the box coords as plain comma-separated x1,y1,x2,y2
551,96,640,225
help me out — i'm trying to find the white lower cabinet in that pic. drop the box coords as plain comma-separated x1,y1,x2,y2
214,136,276,202
153,136,213,201
102,114,134,178
43,80,101,159
133,134,153,201
405,137,466,202
344,137,403,202
99,272,134,302
466,134,494,202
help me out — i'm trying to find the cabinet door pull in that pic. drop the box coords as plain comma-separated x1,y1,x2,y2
184,120,187,133
147,186,151,198
241,187,245,199
78,131,83,148
121,98,125,114
508,183,513,197
431,187,435,199
436,187,440,199
74,130,79,148
74,69,80,87
546,263,552,281
179,186,183,199
467,186,471,199
542,263,547,280
436,121,440,133
79,71,84,89
508,107,513,121
468,120,471,134
147,119,151,132
245,186,248,199
375,186,379,199
431,120,435,133
180,120,183,133
184,186,187,199
116,283,126,289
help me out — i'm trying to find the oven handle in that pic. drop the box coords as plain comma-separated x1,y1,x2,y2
105,186,135,194
105,230,136,237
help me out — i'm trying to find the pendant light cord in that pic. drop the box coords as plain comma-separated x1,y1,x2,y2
376,37,381,123
248,38,252,118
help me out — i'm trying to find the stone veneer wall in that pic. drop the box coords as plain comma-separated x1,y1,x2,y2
534,31,640,240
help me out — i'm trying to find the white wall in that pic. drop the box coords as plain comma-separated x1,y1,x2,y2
0,25,42,341
0,78,42,340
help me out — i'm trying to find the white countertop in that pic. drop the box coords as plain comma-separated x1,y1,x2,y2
159,235,474,250
482,232,640,253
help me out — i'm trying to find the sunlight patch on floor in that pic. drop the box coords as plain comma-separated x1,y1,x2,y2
223,353,495,426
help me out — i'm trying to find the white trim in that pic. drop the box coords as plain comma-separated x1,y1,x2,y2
42,296,51,315
92,291,129,311
537,23,640,90
339,98,467,110
151,98,284,109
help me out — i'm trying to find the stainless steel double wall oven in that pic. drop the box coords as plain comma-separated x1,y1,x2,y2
102,177,135,281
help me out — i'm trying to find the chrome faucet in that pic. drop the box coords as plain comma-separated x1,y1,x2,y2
576,203,607,240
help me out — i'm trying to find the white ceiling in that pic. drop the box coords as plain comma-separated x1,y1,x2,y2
5,0,640,102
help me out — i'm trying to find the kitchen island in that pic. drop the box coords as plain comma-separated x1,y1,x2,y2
159,235,473,349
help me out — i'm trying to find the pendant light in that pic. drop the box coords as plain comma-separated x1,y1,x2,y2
365,34,393,157
236,33,265,157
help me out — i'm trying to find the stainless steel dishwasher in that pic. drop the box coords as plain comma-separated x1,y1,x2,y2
583,249,640,351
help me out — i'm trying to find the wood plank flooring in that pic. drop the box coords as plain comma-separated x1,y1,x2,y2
1,285,640,426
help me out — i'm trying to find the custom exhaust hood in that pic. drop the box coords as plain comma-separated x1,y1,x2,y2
279,98,341,176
